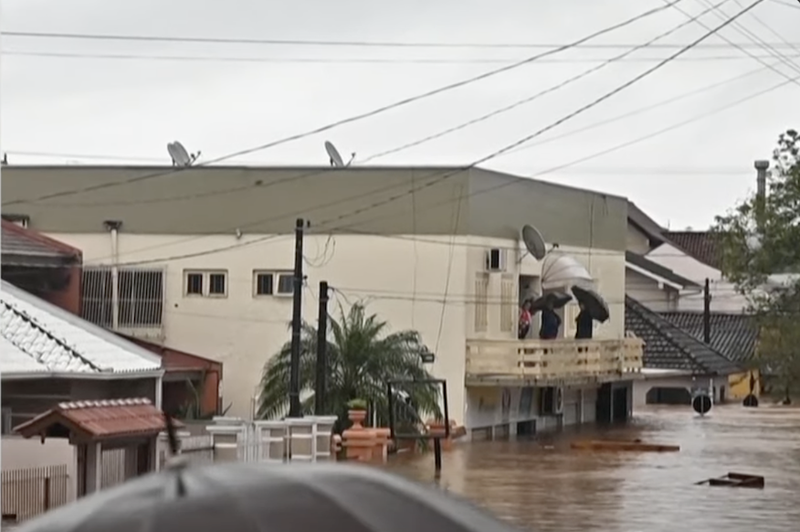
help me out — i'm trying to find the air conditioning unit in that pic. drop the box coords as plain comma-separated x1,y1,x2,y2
539,386,564,416
484,248,507,272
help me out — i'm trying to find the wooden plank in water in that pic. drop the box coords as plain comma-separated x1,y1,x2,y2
699,472,764,489
570,440,680,452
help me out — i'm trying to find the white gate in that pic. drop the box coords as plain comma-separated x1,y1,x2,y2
205,416,338,464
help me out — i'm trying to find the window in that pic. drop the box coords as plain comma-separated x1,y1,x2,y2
277,272,294,295
82,267,164,328
183,270,228,298
186,272,204,295
254,272,274,296
252,270,294,297
209,273,227,296
1,408,11,435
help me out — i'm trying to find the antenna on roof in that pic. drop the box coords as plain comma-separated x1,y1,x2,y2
167,141,201,167
324,141,355,167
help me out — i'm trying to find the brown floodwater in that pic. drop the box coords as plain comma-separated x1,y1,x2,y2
386,405,800,532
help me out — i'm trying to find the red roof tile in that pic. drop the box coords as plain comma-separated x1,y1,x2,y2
14,398,181,441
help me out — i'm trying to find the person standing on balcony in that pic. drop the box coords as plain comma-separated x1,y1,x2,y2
519,300,532,339
575,302,593,339
539,300,560,340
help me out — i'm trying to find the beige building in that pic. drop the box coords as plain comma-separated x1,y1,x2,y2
3,164,642,435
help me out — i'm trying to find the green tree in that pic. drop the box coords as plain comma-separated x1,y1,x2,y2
713,129,800,401
257,303,443,432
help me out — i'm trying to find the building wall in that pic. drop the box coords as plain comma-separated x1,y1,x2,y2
45,229,626,423
632,374,729,408
626,224,651,255
646,244,748,313
47,232,469,421
464,385,599,438
625,269,677,312
2,166,628,253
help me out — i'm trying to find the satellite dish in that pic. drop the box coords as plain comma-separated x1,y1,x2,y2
324,141,355,167
521,224,547,261
167,141,201,167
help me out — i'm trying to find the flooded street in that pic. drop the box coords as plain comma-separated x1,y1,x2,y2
387,405,800,532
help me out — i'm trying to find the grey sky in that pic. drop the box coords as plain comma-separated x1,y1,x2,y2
2,0,798,230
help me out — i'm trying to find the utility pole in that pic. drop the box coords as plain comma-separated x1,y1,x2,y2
288,218,305,418
315,281,329,415
754,159,769,231
703,278,711,344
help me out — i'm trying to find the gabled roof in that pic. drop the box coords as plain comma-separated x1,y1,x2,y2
1,220,81,261
0,281,162,377
627,202,667,246
661,231,721,269
660,311,757,363
625,296,740,375
625,251,700,289
14,398,180,441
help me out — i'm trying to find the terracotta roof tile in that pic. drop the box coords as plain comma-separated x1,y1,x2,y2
14,398,181,440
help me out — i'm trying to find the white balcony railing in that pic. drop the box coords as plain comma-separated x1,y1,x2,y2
466,337,643,384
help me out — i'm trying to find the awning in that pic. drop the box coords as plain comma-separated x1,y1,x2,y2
541,251,593,290
14,398,180,442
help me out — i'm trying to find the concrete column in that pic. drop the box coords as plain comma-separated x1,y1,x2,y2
578,388,585,424
85,442,103,494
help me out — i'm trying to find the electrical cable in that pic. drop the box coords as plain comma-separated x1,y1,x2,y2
6,29,799,49
360,0,733,163
664,0,800,84
7,50,799,64
0,0,686,207
6,57,791,270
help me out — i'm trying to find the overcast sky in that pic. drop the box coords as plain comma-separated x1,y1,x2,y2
2,0,799,229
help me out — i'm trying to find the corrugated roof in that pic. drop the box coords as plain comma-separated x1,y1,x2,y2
660,311,758,363
0,281,162,376
14,398,180,440
1,220,80,259
625,296,740,375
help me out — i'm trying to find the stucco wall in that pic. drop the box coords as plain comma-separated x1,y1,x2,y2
46,232,469,421
632,374,729,408
625,269,676,311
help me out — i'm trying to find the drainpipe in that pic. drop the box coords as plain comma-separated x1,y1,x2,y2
754,160,769,231
104,220,123,330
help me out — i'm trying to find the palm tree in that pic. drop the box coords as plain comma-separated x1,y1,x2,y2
257,303,443,433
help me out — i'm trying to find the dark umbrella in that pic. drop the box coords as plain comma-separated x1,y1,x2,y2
571,285,609,323
18,461,523,532
529,291,572,312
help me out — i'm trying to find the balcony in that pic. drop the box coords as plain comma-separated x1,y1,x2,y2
465,337,643,386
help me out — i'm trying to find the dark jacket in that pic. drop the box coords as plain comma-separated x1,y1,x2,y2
539,308,561,340
575,309,593,339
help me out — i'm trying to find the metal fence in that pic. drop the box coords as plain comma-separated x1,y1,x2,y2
1,465,69,523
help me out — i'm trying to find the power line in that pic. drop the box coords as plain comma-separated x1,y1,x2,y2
4,29,799,49
664,0,800,85
320,0,770,235
0,58,768,186
361,0,735,163
0,0,685,208
340,67,797,234
7,50,800,64
13,58,790,270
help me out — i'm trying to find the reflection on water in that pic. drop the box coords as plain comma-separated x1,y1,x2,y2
386,406,800,532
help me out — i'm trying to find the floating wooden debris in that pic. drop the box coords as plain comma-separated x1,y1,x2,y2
571,439,680,452
696,472,765,489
